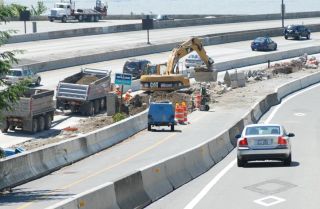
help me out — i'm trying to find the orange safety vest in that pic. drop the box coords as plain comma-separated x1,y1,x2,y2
124,92,132,101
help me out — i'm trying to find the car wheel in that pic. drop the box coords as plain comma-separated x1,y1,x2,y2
274,45,277,51
284,35,288,39
251,47,255,51
35,77,41,86
284,154,292,166
307,33,310,40
237,157,245,167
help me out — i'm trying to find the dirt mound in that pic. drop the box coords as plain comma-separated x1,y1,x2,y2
76,76,98,85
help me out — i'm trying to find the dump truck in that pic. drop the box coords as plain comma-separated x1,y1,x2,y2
56,68,111,116
0,89,55,134
48,0,108,23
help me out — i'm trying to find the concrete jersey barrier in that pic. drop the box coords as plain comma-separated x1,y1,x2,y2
47,71,320,209
8,11,320,43
16,24,320,73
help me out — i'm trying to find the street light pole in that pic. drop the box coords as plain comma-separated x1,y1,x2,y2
281,0,285,28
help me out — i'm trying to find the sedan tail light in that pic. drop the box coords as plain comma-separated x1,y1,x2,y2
278,136,287,145
239,138,248,147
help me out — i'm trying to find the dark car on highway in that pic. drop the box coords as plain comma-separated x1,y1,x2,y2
251,37,277,51
284,25,311,40
123,59,151,79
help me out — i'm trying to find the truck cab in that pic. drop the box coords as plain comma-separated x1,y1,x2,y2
148,102,175,131
49,2,74,22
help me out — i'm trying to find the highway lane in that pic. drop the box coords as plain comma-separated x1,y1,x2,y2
1,20,140,34
146,83,320,209
2,17,320,63
0,67,306,209
1,32,320,148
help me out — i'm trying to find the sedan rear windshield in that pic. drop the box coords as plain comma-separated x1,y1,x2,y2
254,37,266,43
287,25,297,30
8,70,22,76
246,126,280,135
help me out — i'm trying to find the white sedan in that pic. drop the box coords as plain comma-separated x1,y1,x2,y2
185,54,205,68
236,124,295,167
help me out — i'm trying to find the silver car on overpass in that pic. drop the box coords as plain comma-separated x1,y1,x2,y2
236,124,295,167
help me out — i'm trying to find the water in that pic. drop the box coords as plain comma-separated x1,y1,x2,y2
4,0,320,15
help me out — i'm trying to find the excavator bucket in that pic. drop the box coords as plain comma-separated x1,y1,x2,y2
193,67,218,82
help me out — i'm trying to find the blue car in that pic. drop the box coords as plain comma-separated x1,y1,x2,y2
148,101,175,131
251,37,277,51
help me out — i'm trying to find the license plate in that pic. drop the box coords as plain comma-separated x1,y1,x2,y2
256,139,272,145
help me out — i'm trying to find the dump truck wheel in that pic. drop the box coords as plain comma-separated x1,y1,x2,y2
86,102,95,116
100,98,106,110
32,119,38,134
94,100,100,114
38,116,45,132
44,114,52,130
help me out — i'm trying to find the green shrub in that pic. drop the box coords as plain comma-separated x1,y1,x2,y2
0,148,5,158
112,112,126,123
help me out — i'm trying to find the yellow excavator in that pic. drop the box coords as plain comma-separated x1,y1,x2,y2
140,37,215,91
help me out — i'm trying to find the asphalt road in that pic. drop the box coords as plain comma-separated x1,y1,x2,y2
1,20,140,34
0,68,317,209
1,32,320,148
2,17,320,63
146,83,320,209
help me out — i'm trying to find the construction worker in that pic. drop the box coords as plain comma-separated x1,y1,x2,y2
114,85,121,97
123,89,133,103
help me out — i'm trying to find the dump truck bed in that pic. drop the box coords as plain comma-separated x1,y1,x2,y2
56,68,111,102
2,89,55,118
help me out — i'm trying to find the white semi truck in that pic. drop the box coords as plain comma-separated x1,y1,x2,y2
48,0,107,23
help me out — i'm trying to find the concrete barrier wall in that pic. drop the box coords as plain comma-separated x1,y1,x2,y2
114,171,151,209
46,182,120,209
46,70,320,209
17,24,320,73
0,110,148,190
8,11,320,43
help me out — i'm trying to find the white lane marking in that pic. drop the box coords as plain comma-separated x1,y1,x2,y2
183,159,236,209
184,82,320,209
264,83,320,123
294,112,305,117
254,196,286,207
